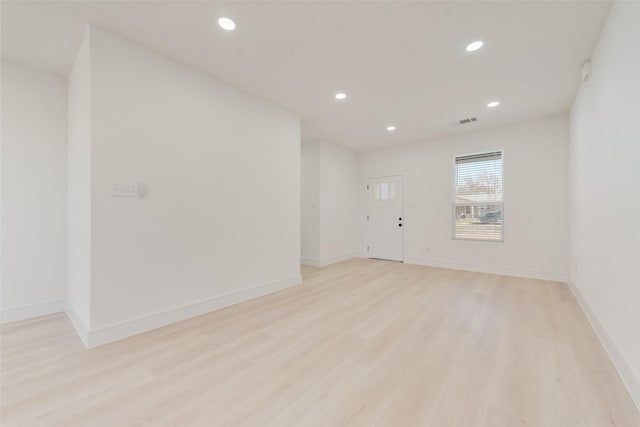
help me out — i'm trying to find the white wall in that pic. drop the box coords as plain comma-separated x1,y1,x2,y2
66,29,92,333
301,141,357,267
318,142,358,264
569,1,640,407
301,141,320,262
1,60,67,322
67,26,301,346
358,115,569,282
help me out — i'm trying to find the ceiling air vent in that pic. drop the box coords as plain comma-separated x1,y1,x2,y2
457,117,478,125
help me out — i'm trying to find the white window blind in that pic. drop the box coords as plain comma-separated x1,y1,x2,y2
453,151,504,241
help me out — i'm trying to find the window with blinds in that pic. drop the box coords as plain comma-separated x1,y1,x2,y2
453,150,504,241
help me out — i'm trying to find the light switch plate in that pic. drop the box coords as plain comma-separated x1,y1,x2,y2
111,183,136,197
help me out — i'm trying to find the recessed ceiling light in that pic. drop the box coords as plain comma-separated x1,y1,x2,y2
487,101,500,108
466,40,484,52
335,92,347,100
218,17,236,31
386,125,396,132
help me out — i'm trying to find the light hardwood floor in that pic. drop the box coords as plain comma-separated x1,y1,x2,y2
1,259,638,426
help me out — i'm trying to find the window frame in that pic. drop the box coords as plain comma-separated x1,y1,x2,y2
451,148,505,243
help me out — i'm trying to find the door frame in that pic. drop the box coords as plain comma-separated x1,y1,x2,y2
365,174,405,262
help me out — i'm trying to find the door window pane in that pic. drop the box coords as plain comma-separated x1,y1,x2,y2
380,182,389,200
374,182,396,201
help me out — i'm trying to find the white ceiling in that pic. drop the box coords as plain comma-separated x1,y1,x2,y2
1,1,611,151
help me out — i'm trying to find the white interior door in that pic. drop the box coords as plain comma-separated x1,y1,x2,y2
367,175,404,261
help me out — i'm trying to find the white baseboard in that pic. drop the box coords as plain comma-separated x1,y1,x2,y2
300,257,322,267
1,299,65,323
404,257,567,282
65,302,90,348
567,281,640,410
301,253,356,267
81,274,302,349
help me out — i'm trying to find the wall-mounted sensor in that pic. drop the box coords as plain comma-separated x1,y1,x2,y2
111,183,136,197
582,60,592,82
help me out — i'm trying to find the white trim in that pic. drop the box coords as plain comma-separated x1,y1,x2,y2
321,253,356,266
81,274,302,348
567,281,640,410
404,256,567,282
301,253,356,267
65,302,90,348
301,257,323,267
1,299,66,323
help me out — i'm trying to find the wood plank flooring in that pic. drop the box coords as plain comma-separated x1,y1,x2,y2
1,258,638,426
